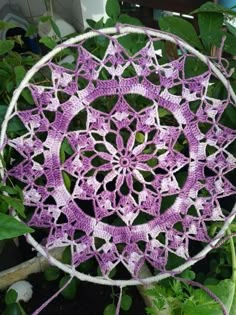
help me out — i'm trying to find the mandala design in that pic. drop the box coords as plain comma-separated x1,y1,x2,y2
3,32,236,277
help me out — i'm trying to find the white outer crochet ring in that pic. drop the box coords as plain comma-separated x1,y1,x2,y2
1,25,236,287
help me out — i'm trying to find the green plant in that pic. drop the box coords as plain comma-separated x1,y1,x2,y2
103,289,133,315
2,289,27,315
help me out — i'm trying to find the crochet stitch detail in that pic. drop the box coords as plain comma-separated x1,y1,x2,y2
5,33,236,278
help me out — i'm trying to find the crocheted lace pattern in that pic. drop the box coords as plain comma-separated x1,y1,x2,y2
3,28,236,279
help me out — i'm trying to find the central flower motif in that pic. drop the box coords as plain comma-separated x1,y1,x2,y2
62,103,189,225
119,156,131,168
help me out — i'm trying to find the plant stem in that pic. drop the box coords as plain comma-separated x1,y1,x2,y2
227,228,236,282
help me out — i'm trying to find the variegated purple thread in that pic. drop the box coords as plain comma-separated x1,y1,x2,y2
4,28,236,280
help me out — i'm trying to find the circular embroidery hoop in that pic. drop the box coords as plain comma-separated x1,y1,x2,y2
1,25,236,287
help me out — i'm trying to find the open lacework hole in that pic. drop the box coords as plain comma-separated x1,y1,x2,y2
184,56,208,79
124,94,153,112
6,115,27,139
82,36,110,59
198,122,212,135
74,199,95,217
68,109,87,131
35,174,47,187
158,107,179,127
33,153,45,165
173,132,189,157
146,72,160,85
160,195,177,214
219,104,236,128
226,140,236,156
60,138,74,163
3,145,25,168
225,169,236,187
118,33,148,56
101,214,127,226
17,87,35,111
90,95,118,113
189,100,201,114
174,166,188,188
98,67,113,80
206,144,218,157
206,76,228,101
52,46,78,71
62,171,77,194
168,84,183,96
121,64,137,78
77,76,89,90
132,212,156,225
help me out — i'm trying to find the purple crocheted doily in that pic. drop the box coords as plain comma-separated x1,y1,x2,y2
4,29,236,278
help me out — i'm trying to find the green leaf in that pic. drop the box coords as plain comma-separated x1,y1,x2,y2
183,279,236,315
95,35,109,47
44,266,61,281
191,2,236,16
0,105,7,128
5,51,22,67
7,117,25,133
104,18,116,28
198,12,223,51
25,23,38,37
86,19,96,28
18,304,27,315
2,303,21,315
0,21,15,31
118,33,147,55
0,213,34,240
39,37,57,49
226,22,236,37
5,289,18,305
204,278,219,286
184,56,208,78
118,14,142,26
230,289,236,315
0,195,25,217
121,294,132,311
14,65,26,86
0,199,9,213
135,132,145,143
158,108,171,118
94,17,104,30
21,88,34,105
224,33,236,55
103,304,116,315
0,185,18,195
59,276,77,300
50,19,61,39
62,171,71,192
0,60,13,74
62,247,72,264
78,259,96,273
106,0,120,19
6,81,14,93
0,40,14,55
40,16,51,23
159,16,203,50
180,269,195,280
209,280,236,314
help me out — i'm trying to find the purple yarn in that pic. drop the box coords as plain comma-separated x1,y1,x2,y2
4,31,236,278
